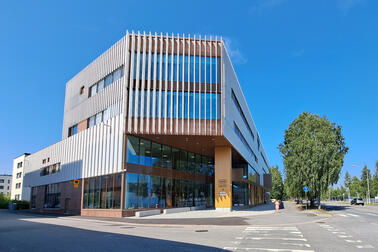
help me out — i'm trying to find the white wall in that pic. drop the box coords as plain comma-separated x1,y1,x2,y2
23,112,124,188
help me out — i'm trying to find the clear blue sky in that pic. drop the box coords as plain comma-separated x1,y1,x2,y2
1,0,377,186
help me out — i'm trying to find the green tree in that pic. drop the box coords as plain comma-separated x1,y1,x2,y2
344,171,352,198
373,161,378,197
349,176,361,198
360,165,372,199
270,166,284,201
279,112,348,208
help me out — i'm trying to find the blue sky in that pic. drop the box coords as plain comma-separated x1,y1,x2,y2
0,0,377,186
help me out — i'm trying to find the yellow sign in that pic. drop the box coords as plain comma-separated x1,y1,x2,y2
73,179,80,188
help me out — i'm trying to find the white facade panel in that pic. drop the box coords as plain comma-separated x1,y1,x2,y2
23,113,124,188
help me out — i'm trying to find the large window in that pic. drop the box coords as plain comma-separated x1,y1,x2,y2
125,173,213,209
31,187,37,208
126,135,214,176
231,89,255,141
130,90,219,119
133,53,219,84
83,173,122,209
234,122,258,164
89,66,124,98
44,183,60,208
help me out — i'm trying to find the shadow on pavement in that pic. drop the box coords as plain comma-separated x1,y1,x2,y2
0,211,226,252
321,204,351,211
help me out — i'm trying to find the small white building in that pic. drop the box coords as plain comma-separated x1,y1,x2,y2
0,174,12,196
11,153,30,200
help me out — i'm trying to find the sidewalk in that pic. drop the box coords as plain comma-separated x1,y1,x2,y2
130,203,275,219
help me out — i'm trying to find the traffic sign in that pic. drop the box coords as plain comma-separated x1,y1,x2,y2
303,186,309,192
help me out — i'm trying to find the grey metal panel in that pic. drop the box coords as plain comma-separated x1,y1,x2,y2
63,36,127,139
23,113,124,187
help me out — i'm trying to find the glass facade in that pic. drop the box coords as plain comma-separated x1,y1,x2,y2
44,183,60,208
125,135,214,209
127,135,214,176
125,173,213,209
83,173,122,209
133,54,219,84
130,90,219,119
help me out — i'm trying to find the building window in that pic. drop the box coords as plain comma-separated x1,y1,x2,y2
87,108,110,128
126,135,214,176
130,90,219,120
31,187,37,208
8,180,10,184
133,53,219,84
0,179,4,183
15,183,21,189
234,122,258,164
0,186,3,189
83,173,122,209
88,66,124,98
15,194,20,200
125,173,214,209
17,162,23,168
80,86,85,95
40,163,61,176
44,183,60,208
16,172,22,179
68,124,78,137
231,89,255,141
42,159,46,164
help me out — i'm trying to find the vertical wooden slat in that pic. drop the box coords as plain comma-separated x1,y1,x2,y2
181,34,185,134
140,32,147,133
198,35,202,135
146,32,152,134
187,35,191,134
204,36,207,135
127,32,135,133
175,34,180,134
164,33,169,134
170,33,174,134
193,35,196,134
152,32,158,134
215,37,218,135
134,32,141,133
158,33,163,134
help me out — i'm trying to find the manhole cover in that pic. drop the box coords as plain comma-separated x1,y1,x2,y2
195,230,208,232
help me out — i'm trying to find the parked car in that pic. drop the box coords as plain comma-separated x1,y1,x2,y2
351,198,364,206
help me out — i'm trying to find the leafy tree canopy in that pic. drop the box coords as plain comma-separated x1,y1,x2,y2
269,165,284,201
279,112,348,206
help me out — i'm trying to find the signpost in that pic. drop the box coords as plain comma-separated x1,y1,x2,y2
303,186,309,210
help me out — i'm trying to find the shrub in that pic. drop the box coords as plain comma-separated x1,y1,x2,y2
11,200,30,210
0,194,11,209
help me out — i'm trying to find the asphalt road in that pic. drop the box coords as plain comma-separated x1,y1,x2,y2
0,202,377,252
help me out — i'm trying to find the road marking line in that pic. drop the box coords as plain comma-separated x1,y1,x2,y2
247,237,307,241
339,214,348,217
281,243,311,248
356,245,374,249
235,237,244,240
246,228,298,231
364,213,378,217
290,231,302,234
345,240,362,243
339,235,353,238
224,247,314,252
347,214,359,217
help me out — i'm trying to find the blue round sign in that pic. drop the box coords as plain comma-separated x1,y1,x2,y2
303,186,309,192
